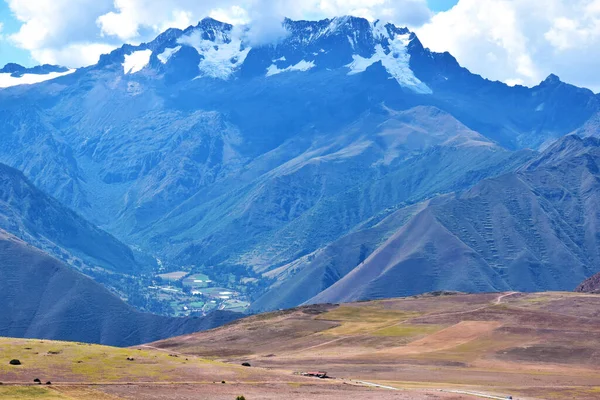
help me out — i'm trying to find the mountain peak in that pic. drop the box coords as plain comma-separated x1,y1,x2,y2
196,16,233,30
542,73,561,85
0,63,26,73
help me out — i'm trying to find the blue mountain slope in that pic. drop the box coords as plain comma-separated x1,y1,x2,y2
309,135,600,304
0,162,141,274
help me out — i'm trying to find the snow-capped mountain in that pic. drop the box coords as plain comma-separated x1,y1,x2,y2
96,16,431,93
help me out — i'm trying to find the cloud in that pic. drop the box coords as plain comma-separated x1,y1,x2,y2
7,0,117,66
96,1,218,41
416,0,600,91
242,1,290,46
32,43,117,67
4,0,432,68
8,0,115,49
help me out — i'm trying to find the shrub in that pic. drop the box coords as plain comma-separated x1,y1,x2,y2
9,359,21,366
236,396,246,400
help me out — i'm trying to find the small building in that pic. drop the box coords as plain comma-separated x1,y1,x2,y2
302,371,328,379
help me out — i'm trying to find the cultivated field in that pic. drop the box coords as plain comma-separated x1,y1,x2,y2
2,292,600,399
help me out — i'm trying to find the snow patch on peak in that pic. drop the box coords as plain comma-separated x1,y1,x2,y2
267,60,315,77
157,46,182,64
123,50,152,74
178,28,251,80
347,54,373,74
325,16,352,35
0,69,75,88
346,32,431,94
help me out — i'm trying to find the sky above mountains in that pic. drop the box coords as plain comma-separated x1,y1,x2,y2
0,0,599,92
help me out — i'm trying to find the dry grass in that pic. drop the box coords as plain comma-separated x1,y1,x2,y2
316,305,420,335
372,324,444,337
0,386,68,399
0,337,254,384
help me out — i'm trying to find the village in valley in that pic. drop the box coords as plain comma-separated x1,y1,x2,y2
149,269,252,316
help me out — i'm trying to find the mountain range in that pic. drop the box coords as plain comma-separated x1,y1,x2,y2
0,15,599,334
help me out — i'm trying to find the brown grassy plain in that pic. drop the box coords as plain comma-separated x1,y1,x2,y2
2,292,599,399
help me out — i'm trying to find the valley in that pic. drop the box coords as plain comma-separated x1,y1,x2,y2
1,292,599,399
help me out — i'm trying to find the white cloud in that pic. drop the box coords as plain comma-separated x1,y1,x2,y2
209,6,250,26
416,0,600,91
7,0,116,67
31,43,117,67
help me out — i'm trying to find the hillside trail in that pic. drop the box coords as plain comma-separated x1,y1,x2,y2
350,381,511,400
495,292,518,304
138,344,188,357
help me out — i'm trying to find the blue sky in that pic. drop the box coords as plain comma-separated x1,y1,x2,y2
0,2,32,66
428,0,458,12
0,0,458,68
